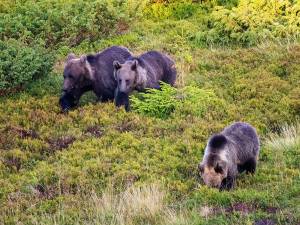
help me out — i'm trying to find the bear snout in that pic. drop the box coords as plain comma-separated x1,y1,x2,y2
118,84,130,94
59,92,77,112
115,91,130,111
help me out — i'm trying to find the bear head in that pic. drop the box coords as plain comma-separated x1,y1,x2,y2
198,155,228,189
198,134,229,188
60,53,94,111
113,59,147,94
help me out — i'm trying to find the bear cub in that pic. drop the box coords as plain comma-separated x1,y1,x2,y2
198,122,260,191
113,50,177,110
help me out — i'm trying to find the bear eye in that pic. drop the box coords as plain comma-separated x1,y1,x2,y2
69,74,74,79
119,79,122,83
215,165,224,174
125,79,130,84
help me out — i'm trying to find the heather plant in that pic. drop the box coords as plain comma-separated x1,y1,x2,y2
175,86,227,119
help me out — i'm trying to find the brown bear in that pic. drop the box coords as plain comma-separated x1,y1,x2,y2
59,46,132,112
198,122,260,191
113,51,177,110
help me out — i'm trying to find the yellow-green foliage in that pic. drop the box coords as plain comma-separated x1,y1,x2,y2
144,0,198,20
196,0,300,45
189,44,300,131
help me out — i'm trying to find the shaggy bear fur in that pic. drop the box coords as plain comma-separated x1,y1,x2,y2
113,50,177,110
198,122,260,191
59,46,132,112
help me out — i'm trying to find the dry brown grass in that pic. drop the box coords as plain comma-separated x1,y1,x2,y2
32,183,206,225
90,183,165,225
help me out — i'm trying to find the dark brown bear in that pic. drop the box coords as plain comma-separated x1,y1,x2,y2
198,122,260,191
113,51,177,110
59,46,132,112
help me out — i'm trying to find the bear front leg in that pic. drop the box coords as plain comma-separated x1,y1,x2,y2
114,89,130,111
243,158,257,174
219,176,235,191
152,82,161,90
101,95,113,102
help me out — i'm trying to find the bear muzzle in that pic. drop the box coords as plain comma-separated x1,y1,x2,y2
59,91,78,112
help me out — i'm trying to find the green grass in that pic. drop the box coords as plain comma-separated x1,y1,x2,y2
1,1,300,224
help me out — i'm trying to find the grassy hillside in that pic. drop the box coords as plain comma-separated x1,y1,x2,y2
0,0,300,224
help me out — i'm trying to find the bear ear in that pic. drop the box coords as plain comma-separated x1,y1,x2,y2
135,66,147,89
80,55,87,64
113,61,122,70
66,53,76,62
131,60,138,70
209,134,227,150
79,55,94,80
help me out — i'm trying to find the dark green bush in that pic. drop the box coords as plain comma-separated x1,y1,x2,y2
0,0,129,48
216,0,238,7
0,39,55,93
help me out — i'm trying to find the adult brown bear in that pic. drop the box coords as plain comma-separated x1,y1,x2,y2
113,51,177,110
59,46,132,112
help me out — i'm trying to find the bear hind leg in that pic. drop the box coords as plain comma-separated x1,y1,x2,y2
238,158,257,174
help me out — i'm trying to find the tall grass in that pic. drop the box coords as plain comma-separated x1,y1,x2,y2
33,184,201,225
266,123,300,151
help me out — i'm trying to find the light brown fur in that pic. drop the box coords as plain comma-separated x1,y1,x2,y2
203,167,223,188
200,163,228,188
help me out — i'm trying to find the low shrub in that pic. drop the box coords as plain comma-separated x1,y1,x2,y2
175,85,227,119
0,39,55,94
194,0,300,46
131,83,178,119
0,0,14,13
144,0,198,20
199,0,239,10
0,0,147,48
131,83,227,120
